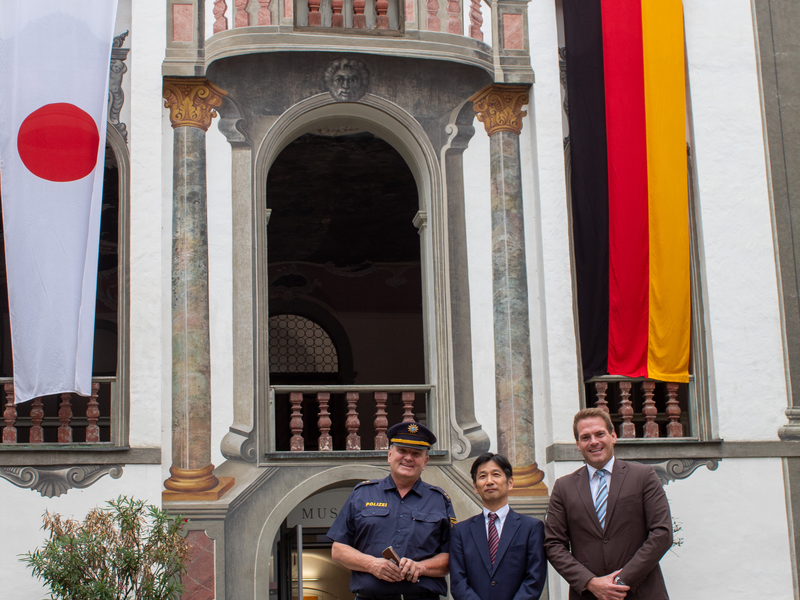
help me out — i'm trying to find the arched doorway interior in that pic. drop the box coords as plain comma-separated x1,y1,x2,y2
267,130,427,450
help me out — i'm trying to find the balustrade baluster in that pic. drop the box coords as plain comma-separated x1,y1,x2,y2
346,392,361,450
258,0,272,24
376,0,390,29
618,381,635,438
406,0,415,22
86,383,101,443
401,391,415,422
593,381,609,413
235,0,251,27
3,383,16,444
426,0,440,31
317,392,333,451
58,393,73,443
353,0,367,28
665,382,683,437
446,0,460,33
468,0,482,41
374,392,389,450
30,397,44,443
308,0,322,26
331,0,344,27
641,380,658,438
290,392,305,451
214,0,230,32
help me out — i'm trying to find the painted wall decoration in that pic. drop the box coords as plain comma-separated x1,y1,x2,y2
324,57,370,102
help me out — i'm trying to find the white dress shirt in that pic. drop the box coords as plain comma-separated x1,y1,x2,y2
482,502,510,538
587,455,615,500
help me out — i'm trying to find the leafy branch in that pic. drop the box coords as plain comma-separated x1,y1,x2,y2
21,496,191,600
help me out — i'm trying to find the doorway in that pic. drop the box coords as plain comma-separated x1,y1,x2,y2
272,486,356,600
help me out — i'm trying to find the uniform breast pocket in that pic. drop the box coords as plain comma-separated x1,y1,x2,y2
411,510,444,557
356,506,391,548
362,507,391,518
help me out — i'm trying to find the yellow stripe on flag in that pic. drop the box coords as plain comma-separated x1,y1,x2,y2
641,0,690,383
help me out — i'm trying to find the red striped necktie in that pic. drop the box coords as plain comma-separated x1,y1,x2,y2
488,512,499,565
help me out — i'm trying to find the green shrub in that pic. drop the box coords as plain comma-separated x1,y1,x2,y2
21,496,191,600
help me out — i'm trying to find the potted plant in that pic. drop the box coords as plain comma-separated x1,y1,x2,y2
21,496,191,600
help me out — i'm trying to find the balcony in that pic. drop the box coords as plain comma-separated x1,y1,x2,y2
199,0,498,77
267,384,437,458
585,376,693,440
1,377,116,448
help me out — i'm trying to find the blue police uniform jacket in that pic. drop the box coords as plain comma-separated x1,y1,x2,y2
327,475,457,597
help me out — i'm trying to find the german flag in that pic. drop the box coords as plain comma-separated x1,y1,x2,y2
565,0,690,383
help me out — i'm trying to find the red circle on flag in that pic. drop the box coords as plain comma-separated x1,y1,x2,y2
17,103,100,182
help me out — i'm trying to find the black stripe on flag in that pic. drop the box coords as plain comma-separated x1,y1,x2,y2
564,0,610,380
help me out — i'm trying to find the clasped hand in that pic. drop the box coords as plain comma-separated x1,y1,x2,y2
586,570,630,600
370,557,424,583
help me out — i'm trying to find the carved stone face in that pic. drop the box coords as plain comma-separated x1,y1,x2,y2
324,58,370,102
330,66,364,101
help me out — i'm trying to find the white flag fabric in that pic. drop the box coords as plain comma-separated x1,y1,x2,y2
0,1,119,403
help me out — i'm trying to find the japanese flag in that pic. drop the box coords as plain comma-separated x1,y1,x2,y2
0,1,119,403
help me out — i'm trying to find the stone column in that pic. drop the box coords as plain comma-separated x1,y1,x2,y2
471,84,545,495
162,78,233,500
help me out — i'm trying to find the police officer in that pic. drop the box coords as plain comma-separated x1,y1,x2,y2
328,421,457,600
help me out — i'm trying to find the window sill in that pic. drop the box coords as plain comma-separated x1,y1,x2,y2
264,449,448,461
0,446,161,466
546,439,800,462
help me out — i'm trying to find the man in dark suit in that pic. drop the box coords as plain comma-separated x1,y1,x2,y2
545,408,673,600
450,453,546,600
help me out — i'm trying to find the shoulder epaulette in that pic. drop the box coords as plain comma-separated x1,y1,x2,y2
428,485,457,525
429,484,452,503
354,479,380,489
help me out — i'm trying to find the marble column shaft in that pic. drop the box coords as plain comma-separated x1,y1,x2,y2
171,125,214,472
490,130,535,467
162,77,226,494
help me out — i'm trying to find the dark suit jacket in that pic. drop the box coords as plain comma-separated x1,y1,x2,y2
450,508,546,600
544,459,672,600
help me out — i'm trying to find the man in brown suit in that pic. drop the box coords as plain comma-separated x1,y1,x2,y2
544,408,672,600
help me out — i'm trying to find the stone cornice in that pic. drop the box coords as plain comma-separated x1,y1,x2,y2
546,440,800,462
0,447,161,466
163,77,227,131
469,84,530,136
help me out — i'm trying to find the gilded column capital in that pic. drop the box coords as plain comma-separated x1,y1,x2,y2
163,77,227,131
469,84,530,136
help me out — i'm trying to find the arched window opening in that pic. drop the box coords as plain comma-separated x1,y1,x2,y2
0,140,126,446
269,314,339,374
266,130,428,452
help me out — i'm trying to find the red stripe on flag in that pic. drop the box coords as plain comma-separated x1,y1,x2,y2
602,0,649,377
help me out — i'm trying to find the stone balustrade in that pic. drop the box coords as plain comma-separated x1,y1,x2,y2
1,379,113,445
270,384,431,452
587,378,691,439
211,0,487,39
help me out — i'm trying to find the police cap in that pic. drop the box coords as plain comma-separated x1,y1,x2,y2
387,421,436,449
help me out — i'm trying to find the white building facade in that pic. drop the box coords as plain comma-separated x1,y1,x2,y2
2,1,800,599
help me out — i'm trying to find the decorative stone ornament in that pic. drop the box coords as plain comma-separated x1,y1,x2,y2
324,57,370,102
638,458,720,486
470,84,530,136
163,77,227,131
108,31,130,142
0,465,122,498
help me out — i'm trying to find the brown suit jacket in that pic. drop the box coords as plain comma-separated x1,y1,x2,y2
544,459,672,600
